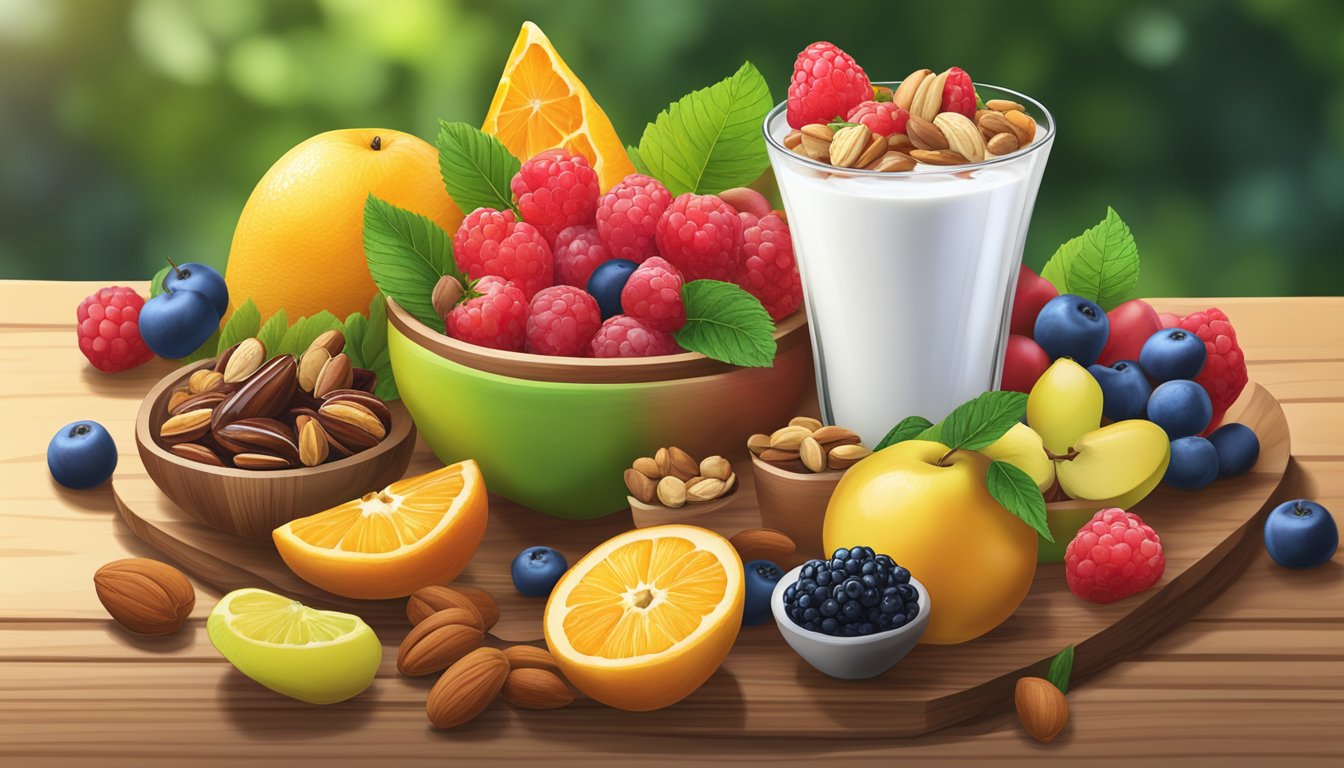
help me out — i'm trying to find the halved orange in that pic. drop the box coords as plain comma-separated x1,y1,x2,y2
482,21,636,190
543,525,743,711
272,461,488,600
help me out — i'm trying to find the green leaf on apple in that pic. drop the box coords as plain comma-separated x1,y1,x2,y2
214,299,261,354
875,416,934,451
675,279,777,367
937,390,1028,452
1040,207,1139,311
363,194,462,332
986,459,1052,543
1046,644,1074,693
149,265,172,298
255,308,288,357
436,120,520,215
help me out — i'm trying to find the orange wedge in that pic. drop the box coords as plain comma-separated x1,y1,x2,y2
543,525,743,711
272,461,488,600
483,21,636,190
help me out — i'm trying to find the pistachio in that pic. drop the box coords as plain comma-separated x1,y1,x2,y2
213,354,297,427
166,387,191,414
313,353,354,399
188,369,224,395
222,337,265,384
298,417,330,467
306,329,346,358
169,442,224,467
297,347,331,393
656,476,687,508
321,389,392,431
160,408,212,444
213,418,299,464
232,452,294,470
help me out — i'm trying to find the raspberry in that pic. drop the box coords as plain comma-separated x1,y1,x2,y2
510,149,600,245
940,66,976,119
1065,508,1165,604
620,256,685,332
595,173,671,264
552,225,611,288
446,276,528,352
845,100,909,137
736,212,803,321
525,285,603,356
590,315,682,358
654,193,742,281
452,208,553,299
1177,308,1248,432
76,286,155,373
786,42,871,129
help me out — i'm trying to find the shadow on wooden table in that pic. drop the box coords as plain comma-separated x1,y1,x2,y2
218,667,377,739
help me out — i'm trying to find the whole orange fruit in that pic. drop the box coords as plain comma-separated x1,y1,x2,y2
225,129,462,320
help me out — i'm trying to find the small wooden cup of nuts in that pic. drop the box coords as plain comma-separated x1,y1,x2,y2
623,446,740,529
749,416,873,558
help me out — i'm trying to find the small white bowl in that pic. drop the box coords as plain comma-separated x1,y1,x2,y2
771,564,931,680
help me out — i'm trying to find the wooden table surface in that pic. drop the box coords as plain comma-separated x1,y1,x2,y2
2,281,1341,767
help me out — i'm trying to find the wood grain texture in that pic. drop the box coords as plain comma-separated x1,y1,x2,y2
2,281,1342,765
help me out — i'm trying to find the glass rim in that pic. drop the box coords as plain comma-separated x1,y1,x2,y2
762,81,1056,177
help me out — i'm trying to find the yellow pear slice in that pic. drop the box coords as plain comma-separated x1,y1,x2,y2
1057,420,1171,502
1027,359,1102,456
981,423,1055,492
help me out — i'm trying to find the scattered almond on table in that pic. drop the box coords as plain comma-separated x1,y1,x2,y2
749,416,873,474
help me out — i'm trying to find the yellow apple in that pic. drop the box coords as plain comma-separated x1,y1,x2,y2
981,422,1055,492
1056,419,1171,503
1028,359,1102,456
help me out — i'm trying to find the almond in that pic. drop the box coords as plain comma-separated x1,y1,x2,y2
729,528,797,565
686,477,727,503
699,455,732,481
502,667,574,710
934,112,987,163
169,442,224,467
667,446,699,480
769,425,812,451
799,123,834,161
987,131,1020,156
406,585,484,626
800,436,827,473
297,347,331,393
93,558,195,636
453,585,500,630
986,98,1025,113
502,645,561,674
188,369,224,395
828,443,874,470
1004,109,1036,145
656,475,687,508
624,468,657,504
167,387,191,414
854,133,887,169
906,116,949,151
910,149,968,166
1015,677,1069,743
631,456,660,479
298,418,329,467
892,68,932,110
886,133,915,153
977,110,1014,139
222,337,265,384
810,425,859,445
789,416,823,432
870,152,916,173
318,400,386,441
426,647,509,729
909,69,948,121
313,353,354,398
783,129,804,150
397,608,485,676
232,452,293,470
747,433,772,455
159,408,212,444
758,447,801,464
828,124,871,168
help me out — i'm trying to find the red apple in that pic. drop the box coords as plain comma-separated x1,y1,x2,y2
1009,264,1058,337
1158,311,1181,328
1001,334,1051,393
1097,298,1162,366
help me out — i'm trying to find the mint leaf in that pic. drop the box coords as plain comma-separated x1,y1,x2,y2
987,460,1052,543
278,312,344,357
635,61,773,196
627,144,650,176
256,309,288,357
1040,207,1139,310
876,416,934,451
939,391,1028,452
150,265,171,298
437,120,520,215
215,299,261,354
361,293,390,370
343,311,368,365
364,194,457,331
675,279,776,367
1046,645,1074,693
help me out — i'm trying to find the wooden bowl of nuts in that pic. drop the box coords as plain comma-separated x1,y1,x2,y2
749,417,873,559
135,330,417,539
624,447,740,529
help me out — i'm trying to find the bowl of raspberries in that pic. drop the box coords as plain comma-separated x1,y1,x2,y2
387,149,813,520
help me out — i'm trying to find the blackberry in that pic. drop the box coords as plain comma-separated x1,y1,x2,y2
779,547,920,637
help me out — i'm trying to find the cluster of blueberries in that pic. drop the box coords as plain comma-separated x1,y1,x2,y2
781,547,920,637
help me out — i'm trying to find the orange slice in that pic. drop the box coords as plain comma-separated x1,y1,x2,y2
543,525,743,711
482,21,636,190
272,461,488,600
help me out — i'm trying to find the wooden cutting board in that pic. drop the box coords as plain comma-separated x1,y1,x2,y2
111,382,1290,736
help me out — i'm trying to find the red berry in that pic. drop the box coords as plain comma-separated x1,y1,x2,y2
76,286,155,373
452,208,553,300
1065,508,1165,604
446,276,528,352
590,315,681,358
1098,299,1163,367
736,212,802,321
786,41,871,129
595,173,671,264
525,285,603,357
552,225,611,288
510,149,600,245
654,193,742,281
717,187,772,219
1000,334,1050,393
1009,264,1059,337
845,100,909,136
940,66,976,119
620,256,686,332
1158,311,1181,328
1176,308,1248,433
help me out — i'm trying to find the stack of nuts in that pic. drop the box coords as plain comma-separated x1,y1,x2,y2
156,329,391,470
783,67,1038,170
402,585,576,728
749,416,874,473
624,447,737,509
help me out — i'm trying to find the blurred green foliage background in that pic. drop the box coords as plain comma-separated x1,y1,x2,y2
2,0,1342,296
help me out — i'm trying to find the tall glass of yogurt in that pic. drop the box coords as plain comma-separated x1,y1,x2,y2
764,83,1055,446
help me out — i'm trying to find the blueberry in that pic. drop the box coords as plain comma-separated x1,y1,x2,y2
858,623,875,636
860,587,880,607
1264,499,1337,569
1148,379,1213,439
161,261,229,316
741,560,783,626
803,607,818,622
821,618,839,634
797,594,813,609
800,564,816,579
1208,422,1260,478
1140,328,1207,383
880,595,901,613
798,579,816,593
861,561,877,575
815,571,831,586
1164,436,1220,491
843,579,863,599
803,621,818,632
510,546,569,597
819,598,840,617
893,567,910,584
875,555,894,569
877,614,894,630
890,613,907,627
896,583,918,602
784,584,796,601
841,601,862,620
832,547,851,561
1088,360,1152,421
1034,294,1110,366
812,586,828,602
844,559,860,575
861,574,879,589
47,420,117,489
585,258,639,319
906,602,919,619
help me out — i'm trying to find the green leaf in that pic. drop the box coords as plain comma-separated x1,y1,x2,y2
1039,207,1140,310
436,120,520,215
278,311,344,357
214,299,261,354
1046,645,1074,694
635,61,774,196
182,330,220,363
149,265,171,298
986,460,1052,543
362,292,388,368
256,309,288,358
374,373,399,402
343,312,368,367
875,416,934,451
364,194,456,332
938,391,1029,452
674,279,776,367
626,144,650,176
916,423,944,443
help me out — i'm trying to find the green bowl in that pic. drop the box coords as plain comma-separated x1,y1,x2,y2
387,299,814,519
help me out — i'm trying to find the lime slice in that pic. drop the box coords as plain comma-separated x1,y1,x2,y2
207,588,382,704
